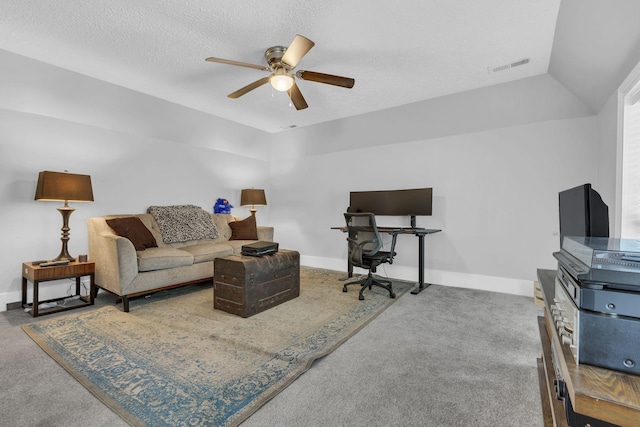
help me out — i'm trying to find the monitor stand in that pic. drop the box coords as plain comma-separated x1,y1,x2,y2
410,215,416,229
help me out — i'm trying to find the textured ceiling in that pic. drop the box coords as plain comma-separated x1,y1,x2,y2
0,0,561,133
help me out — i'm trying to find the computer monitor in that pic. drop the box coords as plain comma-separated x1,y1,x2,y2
349,188,432,227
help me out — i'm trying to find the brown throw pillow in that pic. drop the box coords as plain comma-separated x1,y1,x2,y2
229,215,258,240
106,217,158,251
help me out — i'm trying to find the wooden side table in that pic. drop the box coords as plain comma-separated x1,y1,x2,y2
22,261,95,317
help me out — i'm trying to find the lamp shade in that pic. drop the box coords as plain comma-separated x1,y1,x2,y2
35,171,94,202
240,189,267,207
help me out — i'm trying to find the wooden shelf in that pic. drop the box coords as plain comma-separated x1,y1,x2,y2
537,269,640,427
538,316,569,427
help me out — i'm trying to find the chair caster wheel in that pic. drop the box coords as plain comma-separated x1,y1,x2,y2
390,293,396,298
359,295,365,301
343,287,348,293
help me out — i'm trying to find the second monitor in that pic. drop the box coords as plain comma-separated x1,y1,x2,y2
349,188,433,228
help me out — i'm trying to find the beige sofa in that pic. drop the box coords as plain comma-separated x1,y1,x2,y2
87,212,273,311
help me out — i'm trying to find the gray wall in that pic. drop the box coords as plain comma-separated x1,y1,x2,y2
268,75,602,295
0,45,621,309
0,50,272,307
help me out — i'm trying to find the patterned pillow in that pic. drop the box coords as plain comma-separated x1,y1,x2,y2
147,205,218,243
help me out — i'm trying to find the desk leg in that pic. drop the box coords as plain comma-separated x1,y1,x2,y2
411,234,432,295
339,258,354,281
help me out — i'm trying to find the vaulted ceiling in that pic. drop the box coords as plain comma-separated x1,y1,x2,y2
2,1,640,133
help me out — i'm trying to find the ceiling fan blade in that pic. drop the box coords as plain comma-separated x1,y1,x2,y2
281,35,315,68
296,70,355,88
228,76,271,99
205,57,270,71
288,82,308,110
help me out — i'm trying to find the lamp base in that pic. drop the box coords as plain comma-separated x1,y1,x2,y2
53,253,75,262
53,204,75,262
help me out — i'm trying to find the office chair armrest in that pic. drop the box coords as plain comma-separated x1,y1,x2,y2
387,232,400,262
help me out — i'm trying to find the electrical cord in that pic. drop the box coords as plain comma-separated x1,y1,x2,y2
66,278,89,297
23,279,88,312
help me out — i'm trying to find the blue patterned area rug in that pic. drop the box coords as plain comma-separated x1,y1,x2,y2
23,267,411,427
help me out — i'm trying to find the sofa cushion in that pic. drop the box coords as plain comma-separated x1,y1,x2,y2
106,217,158,251
223,240,260,255
147,205,218,243
179,243,234,263
229,215,258,240
136,247,194,272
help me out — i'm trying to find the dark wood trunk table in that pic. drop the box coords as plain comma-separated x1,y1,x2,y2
214,250,300,317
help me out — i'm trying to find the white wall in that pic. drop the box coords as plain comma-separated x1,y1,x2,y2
0,50,271,160
269,117,600,296
270,74,593,159
0,48,615,310
0,50,271,309
269,75,602,296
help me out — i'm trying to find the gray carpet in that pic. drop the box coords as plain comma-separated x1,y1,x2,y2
1,281,543,427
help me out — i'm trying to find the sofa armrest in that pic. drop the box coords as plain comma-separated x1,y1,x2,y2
87,218,139,295
257,226,274,242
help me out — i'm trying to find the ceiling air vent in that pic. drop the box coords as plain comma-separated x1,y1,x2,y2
488,58,531,74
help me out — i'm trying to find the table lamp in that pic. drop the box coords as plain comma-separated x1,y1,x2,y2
35,171,94,261
240,188,267,216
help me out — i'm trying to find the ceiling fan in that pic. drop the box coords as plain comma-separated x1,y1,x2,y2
205,35,355,110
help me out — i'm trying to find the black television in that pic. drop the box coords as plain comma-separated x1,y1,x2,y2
349,188,432,228
558,183,609,246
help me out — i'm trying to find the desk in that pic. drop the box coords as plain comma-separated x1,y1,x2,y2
333,226,441,294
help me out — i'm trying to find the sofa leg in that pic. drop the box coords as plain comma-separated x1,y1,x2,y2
123,296,130,312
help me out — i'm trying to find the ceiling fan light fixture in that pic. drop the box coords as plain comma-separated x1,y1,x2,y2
206,34,354,110
270,69,294,92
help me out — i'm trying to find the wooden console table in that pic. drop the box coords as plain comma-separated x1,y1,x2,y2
537,269,640,427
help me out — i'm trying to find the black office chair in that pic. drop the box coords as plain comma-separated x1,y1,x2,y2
343,212,400,300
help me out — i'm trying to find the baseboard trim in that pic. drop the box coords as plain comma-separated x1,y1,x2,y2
1,292,22,312
6,301,22,310
1,280,96,312
300,255,534,298
1,257,533,312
